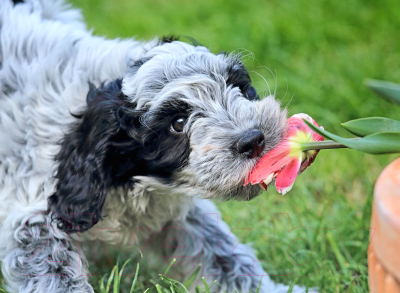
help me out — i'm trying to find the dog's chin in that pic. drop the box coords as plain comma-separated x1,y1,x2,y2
202,183,262,201
235,184,262,201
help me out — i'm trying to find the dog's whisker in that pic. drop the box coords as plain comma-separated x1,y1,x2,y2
251,70,273,97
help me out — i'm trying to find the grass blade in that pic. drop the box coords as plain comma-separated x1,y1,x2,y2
106,266,117,293
113,264,119,293
170,285,176,293
99,274,107,293
287,277,299,293
155,284,163,293
256,278,262,293
159,275,190,293
201,277,210,293
183,265,201,289
113,258,131,292
163,258,176,276
119,259,131,277
129,263,140,293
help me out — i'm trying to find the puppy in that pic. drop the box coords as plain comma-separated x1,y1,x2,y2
0,0,309,292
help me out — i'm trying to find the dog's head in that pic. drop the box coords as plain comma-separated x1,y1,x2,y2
48,39,287,232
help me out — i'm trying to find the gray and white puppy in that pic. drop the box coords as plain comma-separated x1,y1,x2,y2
0,0,310,292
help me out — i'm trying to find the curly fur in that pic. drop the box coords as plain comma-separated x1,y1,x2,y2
0,0,314,292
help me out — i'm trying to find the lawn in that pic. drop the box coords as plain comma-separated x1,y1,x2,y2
2,0,400,292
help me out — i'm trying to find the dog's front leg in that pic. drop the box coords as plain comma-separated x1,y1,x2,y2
160,199,308,293
0,212,94,293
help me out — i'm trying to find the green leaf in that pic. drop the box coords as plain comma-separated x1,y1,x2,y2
304,120,400,154
365,79,400,105
341,117,400,137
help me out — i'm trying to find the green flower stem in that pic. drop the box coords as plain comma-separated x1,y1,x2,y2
300,138,361,151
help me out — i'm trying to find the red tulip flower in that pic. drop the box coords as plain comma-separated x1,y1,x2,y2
244,114,324,195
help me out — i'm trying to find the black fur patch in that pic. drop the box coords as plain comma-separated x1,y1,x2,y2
12,0,24,5
226,64,259,101
159,35,180,44
160,35,203,47
49,79,191,233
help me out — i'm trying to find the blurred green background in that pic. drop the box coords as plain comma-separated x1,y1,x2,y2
67,0,400,291
3,0,400,292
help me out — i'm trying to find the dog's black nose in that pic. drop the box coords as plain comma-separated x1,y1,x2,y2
237,129,265,158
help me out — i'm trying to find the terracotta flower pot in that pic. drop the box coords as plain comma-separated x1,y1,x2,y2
369,158,400,292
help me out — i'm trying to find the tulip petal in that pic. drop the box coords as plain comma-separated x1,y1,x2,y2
312,131,324,142
275,156,302,194
299,156,311,173
280,182,295,196
244,113,323,195
259,182,268,191
244,142,292,185
263,173,275,185
299,149,320,173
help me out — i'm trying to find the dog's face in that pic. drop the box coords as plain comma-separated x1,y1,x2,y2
48,40,287,232
123,41,287,200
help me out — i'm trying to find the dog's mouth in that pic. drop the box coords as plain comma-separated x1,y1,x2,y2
188,147,278,201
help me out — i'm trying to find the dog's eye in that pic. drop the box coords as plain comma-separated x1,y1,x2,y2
245,85,258,100
171,116,187,133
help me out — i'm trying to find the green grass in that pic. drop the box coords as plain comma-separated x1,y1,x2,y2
2,0,400,292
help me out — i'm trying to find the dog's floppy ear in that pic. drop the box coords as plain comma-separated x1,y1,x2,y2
48,79,140,233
